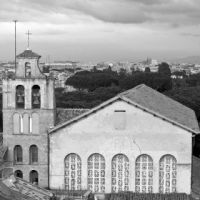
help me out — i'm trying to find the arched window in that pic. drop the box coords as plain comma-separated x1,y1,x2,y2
30,170,38,185
29,145,38,164
25,62,31,77
31,113,39,134
14,145,23,164
64,153,81,190
16,85,25,109
14,170,23,178
23,113,30,134
111,154,129,193
135,155,153,193
32,85,40,109
88,153,105,193
13,113,21,134
159,155,177,193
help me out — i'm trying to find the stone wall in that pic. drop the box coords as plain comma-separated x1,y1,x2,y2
56,108,89,125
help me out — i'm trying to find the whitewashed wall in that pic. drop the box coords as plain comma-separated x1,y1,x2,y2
49,100,192,194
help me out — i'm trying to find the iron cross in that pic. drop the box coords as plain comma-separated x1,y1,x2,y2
26,30,32,49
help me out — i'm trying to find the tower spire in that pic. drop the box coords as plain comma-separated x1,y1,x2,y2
25,30,32,50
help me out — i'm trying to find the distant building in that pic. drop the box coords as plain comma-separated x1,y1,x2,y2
149,65,159,73
55,72,69,88
46,61,78,71
64,85,77,92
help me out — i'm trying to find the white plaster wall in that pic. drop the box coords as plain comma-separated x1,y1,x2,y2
16,58,43,78
49,101,192,194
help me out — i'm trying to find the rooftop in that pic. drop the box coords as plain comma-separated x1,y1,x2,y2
120,84,199,134
16,49,41,59
0,175,53,200
50,84,200,134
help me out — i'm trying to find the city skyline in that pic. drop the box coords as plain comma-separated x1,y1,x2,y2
0,0,200,62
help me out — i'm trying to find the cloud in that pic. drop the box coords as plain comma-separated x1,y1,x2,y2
57,0,200,26
124,0,169,5
59,0,148,24
181,33,200,37
65,0,200,26
1,0,200,27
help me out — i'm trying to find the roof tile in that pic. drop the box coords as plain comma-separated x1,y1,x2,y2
50,84,200,134
120,84,199,133
17,49,41,59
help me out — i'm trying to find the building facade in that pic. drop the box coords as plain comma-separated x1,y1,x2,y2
2,49,55,187
49,85,199,194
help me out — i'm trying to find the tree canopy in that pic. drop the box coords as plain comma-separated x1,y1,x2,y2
158,62,171,77
145,67,151,73
66,69,172,93
66,70,119,91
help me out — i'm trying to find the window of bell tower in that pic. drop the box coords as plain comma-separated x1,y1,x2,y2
16,85,25,109
32,85,40,109
25,62,31,77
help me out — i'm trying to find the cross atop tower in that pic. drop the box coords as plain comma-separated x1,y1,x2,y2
26,30,32,49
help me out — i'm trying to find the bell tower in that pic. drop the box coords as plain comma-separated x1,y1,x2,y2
16,49,43,78
2,47,55,187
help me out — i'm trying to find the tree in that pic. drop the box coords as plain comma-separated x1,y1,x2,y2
158,62,171,77
130,66,135,75
186,73,200,87
92,66,98,72
145,67,151,73
0,94,2,132
103,66,113,73
55,86,121,108
66,70,119,91
119,72,172,92
172,71,186,77
119,68,127,78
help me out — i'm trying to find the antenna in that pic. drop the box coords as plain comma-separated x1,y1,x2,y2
13,20,17,72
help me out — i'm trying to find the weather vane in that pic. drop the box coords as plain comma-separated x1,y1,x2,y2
26,30,32,49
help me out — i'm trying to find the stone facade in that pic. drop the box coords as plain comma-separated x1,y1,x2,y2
2,49,55,188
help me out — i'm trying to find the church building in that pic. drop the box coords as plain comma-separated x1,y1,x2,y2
49,84,199,194
1,48,200,195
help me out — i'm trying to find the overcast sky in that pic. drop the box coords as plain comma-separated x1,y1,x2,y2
0,0,200,62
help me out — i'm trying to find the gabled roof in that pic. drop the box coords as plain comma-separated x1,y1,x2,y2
17,49,41,59
120,84,200,134
49,84,200,135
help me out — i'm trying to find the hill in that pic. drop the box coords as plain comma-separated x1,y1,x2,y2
171,56,200,64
